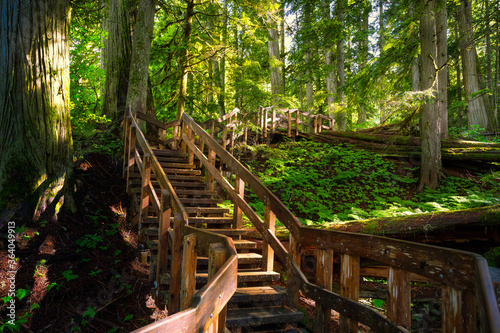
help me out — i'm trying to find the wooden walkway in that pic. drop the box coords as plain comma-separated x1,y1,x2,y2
122,106,500,333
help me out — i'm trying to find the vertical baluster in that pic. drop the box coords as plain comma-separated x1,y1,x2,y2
264,108,268,139
271,109,276,133
287,234,301,308
208,243,227,333
233,176,244,231
123,115,130,178
207,148,216,192
340,254,360,333
262,204,275,271
316,248,334,333
187,127,194,165
313,115,318,134
387,267,411,330
180,234,197,311
156,190,171,306
126,126,137,194
169,213,183,314
139,153,151,238
180,121,187,154
442,285,464,333
295,110,300,135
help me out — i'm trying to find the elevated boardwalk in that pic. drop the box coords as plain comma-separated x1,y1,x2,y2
122,107,500,333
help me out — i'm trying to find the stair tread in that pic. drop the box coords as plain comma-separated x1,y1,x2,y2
176,190,217,196
233,240,257,249
171,181,207,188
230,286,286,303
189,217,233,224
164,168,202,175
159,270,279,285
205,228,247,236
226,306,303,328
167,175,206,182
159,162,196,169
185,207,230,214
180,198,224,204
152,149,187,158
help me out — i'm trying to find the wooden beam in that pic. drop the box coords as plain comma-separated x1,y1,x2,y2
156,190,171,307
208,243,229,333
387,267,411,330
180,234,197,311
168,214,183,314
139,154,151,238
441,285,463,333
340,254,360,333
233,176,244,231
262,203,275,271
315,248,334,333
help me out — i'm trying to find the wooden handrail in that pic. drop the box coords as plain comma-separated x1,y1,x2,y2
179,112,500,333
123,107,238,333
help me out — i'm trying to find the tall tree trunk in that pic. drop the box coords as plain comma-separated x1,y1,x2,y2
357,0,370,125
419,0,442,191
436,0,448,138
126,0,156,120
268,0,284,107
410,3,420,92
379,0,385,123
336,0,346,130
455,19,464,128
176,0,195,120
280,0,286,95
304,1,313,111
322,0,337,119
485,0,494,113
0,0,74,220
218,0,228,117
102,0,132,119
457,0,494,132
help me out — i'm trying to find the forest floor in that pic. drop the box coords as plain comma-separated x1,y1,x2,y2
1,133,499,332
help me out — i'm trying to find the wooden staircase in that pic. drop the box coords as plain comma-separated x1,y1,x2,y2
131,148,304,332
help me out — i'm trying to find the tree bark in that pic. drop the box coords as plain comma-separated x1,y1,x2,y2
102,0,132,119
419,0,442,190
455,19,464,128
457,0,494,132
0,0,74,220
126,0,156,122
304,1,313,111
176,0,196,120
336,0,346,130
322,0,337,119
357,1,370,125
436,0,448,138
268,0,284,107
409,3,420,92
379,0,386,123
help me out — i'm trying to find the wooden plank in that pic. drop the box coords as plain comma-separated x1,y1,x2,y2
287,234,301,309
233,176,244,230
295,110,299,135
180,234,197,311
208,243,227,333
136,111,169,130
360,266,432,283
300,227,476,290
139,154,152,236
207,148,216,192
474,257,500,332
156,190,171,307
262,203,275,271
387,267,411,330
441,285,463,333
462,289,476,333
168,214,183,314
315,248,333,333
340,254,360,333
131,308,196,333
126,126,137,193
287,111,292,137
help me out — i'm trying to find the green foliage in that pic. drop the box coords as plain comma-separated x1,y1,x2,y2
75,234,104,249
72,113,122,158
244,141,500,224
449,125,500,143
484,247,500,268
62,270,79,282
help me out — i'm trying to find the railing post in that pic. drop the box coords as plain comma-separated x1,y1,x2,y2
180,234,197,311
313,115,318,134
256,106,262,142
123,114,130,178
156,190,171,307
271,109,276,133
287,111,292,137
207,148,216,192
222,126,228,150
126,125,137,194
287,234,301,308
462,289,476,332
180,121,187,155
233,176,245,231
387,267,411,330
159,128,167,150
442,286,465,333
168,213,183,314
139,153,151,240
315,248,333,333
295,110,300,135
340,254,360,333
208,243,228,333
187,127,194,165
264,108,268,139
262,203,275,271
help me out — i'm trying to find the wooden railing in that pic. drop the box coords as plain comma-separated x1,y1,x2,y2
177,111,500,333
123,107,238,332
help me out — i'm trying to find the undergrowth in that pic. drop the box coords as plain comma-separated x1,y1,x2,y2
242,141,500,225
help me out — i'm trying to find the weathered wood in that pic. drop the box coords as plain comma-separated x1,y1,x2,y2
361,266,432,283
233,176,244,231
169,214,183,314
287,111,292,137
441,285,463,333
126,125,137,193
262,203,275,271
340,254,360,333
462,289,477,333
207,147,216,192
156,190,171,307
187,127,194,165
180,234,197,311
315,248,334,333
139,154,152,237
208,243,227,333
387,267,411,330
287,234,301,309
131,308,196,333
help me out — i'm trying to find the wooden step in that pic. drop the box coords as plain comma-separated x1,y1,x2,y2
237,253,262,265
152,149,187,158
166,175,206,182
180,198,224,205
229,286,286,304
233,240,257,250
159,162,195,169
184,207,230,214
175,190,217,197
205,229,247,236
225,306,303,328
164,168,202,176
188,217,234,225
171,181,207,189
142,228,158,237
159,270,279,286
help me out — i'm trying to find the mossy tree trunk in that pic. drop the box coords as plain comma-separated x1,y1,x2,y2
336,0,347,130
322,0,337,119
102,0,133,119
0,0,74,220
126,0,156,127
268,0,284,108
419,0,443,191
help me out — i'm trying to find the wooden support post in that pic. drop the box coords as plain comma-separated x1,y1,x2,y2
318,116,322,133
271,109,276,133
243,127,248,146
156,190,171,307
139,154,151,238
233,176,245,231
462,289,476,332
180,121,187,154
295,110,300,135
180,234,197,311
387,267,411,330
207,149,216,192
222,127,227,150
287,111,292,137
126,126,137,193
264,108,268,138
315,248,334,333
172,124,179,150
122,117,130,178
159,128,167,150
208,243,228,333
262,204,275,271
168,213,183,315
230,130,235,151
187,127,195,165
340,254,360,333
330,118,334,130
256,107,262,141
287,234,301,308
442,286,464,333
